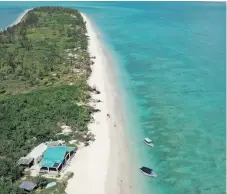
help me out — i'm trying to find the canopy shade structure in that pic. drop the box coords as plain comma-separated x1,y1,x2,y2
19,181,37,192
40,146,75,168
18,157,34,167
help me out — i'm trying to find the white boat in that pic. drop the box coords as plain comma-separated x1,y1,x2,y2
144,137,154,147
140,166,157,177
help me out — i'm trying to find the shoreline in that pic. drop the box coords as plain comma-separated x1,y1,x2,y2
9,8,32,28
65,13,134,194
7,8,136,194
0,8,31,31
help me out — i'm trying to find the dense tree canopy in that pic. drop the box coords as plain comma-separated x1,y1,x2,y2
0,6,91,95
0,6,94,193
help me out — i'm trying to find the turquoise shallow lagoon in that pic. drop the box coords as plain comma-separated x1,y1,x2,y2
0,2,225,194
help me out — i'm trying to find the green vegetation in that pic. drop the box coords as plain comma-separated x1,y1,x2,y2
0,6,96,194
0,6,91,95
0,85,93,162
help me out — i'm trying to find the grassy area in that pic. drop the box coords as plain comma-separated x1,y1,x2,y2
0,6,91,95
0,6,95,194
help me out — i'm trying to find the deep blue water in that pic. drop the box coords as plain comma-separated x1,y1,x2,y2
0,2,226,194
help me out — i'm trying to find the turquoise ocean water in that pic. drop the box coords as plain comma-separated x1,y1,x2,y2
0,2,226,194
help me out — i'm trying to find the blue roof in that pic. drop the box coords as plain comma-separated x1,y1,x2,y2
41,146,75,168
19,181,37,191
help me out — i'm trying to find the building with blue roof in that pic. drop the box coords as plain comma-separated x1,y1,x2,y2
39,146,76,175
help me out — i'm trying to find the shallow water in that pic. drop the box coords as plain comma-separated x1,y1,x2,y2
0,2,225,194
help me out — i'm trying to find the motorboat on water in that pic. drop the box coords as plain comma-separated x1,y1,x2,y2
140,166,157,177
144,137,154,147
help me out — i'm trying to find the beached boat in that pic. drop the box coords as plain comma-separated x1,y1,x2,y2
140,166,157,177
144,137,154,147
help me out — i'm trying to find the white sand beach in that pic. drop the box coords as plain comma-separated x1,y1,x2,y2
0,8,31,31
10,9,32,27
9,8,134,194
65,13,134,194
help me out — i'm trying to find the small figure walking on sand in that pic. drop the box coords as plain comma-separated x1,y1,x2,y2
107,113,110,118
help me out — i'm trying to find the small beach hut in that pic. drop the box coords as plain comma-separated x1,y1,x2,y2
18,157,34,168
39,146,76,175
19,181,37,192
17,157,34,168
26,143,47,164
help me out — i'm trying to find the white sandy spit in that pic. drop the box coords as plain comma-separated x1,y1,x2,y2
65,13,134,194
